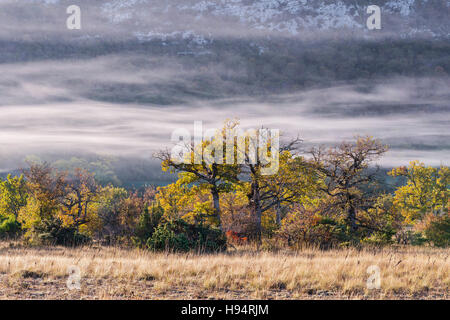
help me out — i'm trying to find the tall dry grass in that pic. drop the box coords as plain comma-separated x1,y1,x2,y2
0,242,448,299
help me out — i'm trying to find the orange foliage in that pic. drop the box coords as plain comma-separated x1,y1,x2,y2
226,230,248,245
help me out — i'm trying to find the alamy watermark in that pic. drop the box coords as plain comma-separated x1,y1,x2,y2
170,121,280,176
66,265,81,290
366,265,381,290
367,5,382,30
66,5,81,30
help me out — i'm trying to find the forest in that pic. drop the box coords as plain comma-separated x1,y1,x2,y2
1,120,448,251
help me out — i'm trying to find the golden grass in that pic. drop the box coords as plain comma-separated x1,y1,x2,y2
0,242,448,300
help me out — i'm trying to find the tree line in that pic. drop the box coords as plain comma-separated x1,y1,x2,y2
0,121,448,250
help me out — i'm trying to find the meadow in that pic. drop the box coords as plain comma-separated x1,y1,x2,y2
0,242,448,300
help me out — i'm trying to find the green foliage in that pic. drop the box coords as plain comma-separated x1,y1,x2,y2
424,215,450,248
408,231,428,246
133,205,164,247
361,231,395,246
146,218,227,252
0,215,21,239
261,211,279,238
0,174,27,218
146,220,190,252
95,185,128,242
359,194,404,245
389,161,449,223
33,217,91,246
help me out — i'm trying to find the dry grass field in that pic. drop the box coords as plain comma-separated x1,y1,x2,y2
0,242,448,300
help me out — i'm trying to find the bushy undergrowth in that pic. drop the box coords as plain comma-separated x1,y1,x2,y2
146,218,227,253
0,215,21,239
423,214,450,247
32,218,91,246
277,207,353,249
132,205,164,247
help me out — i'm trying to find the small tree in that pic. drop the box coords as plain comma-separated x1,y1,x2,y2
423,214,450,247
389,161,449,224
310,136,388,233
95,185,128,242
61,168,99,229
0,174,28,218
19,163,66,241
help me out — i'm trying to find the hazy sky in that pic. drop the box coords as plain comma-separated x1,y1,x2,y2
0,0,448,172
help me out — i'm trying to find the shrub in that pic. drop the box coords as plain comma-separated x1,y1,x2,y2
133,205,164,247
423,214,450,247
146,218,227,252
409,231,428,246
33,217,91,246
361,231,396,246
146,220,190,252
277,206,350,249
0,215,21,239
